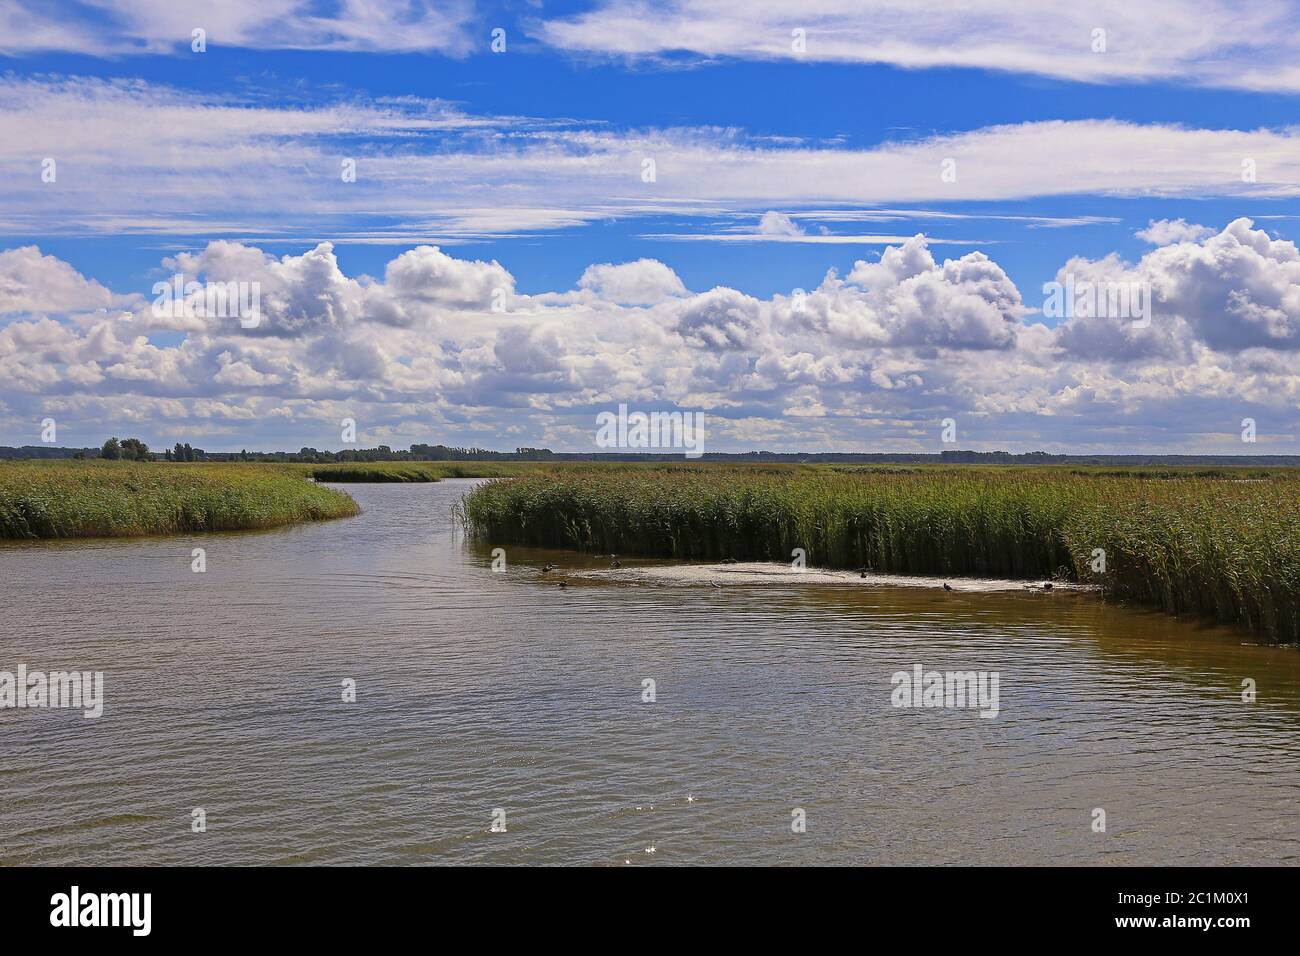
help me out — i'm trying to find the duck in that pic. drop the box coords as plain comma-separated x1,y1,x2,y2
943,582,953,592
610,559,622,569
558,581,568,589
719,557,738,565
541,562,557,573
1043,582,1053,591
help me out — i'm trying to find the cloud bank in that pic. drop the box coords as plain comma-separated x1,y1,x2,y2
7,1,1300,95
538,0,1300,93
2,221,1297,453
2,76,1297,243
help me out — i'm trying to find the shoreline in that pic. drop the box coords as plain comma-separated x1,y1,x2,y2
571,560,1100,593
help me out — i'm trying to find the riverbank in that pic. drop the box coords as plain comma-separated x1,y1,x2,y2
572,559,1101,592
463,465,1300,642
0,460,360,538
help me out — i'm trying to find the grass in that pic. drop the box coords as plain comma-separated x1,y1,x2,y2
0,460,360,539
462,464,1300,642
305,462,448,482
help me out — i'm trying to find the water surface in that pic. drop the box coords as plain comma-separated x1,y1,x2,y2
2,479,1297,865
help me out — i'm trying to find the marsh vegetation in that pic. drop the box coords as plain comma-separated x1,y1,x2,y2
463,464,1300,642
0,461,360,539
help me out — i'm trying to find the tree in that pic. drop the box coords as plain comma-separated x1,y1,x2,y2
120,438,149,461
101,437,122,460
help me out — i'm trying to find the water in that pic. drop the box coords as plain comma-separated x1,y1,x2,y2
2,479,1298,865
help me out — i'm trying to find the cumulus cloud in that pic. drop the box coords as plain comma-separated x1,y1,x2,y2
2,228,1298,454
383,245,515,311
672,288,764,352
759,212,804,237
0,246,123,315
836,236,1024,349
1136,218,1214,245
578,260,688,305
1056,218,1300,355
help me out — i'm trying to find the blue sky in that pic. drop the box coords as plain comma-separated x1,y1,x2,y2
2,1,1300,454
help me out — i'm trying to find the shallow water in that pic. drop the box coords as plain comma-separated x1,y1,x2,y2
1,479,1298,865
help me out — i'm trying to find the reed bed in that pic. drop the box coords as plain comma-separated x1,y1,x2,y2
306,461,528,482
0,460,359,539
306,463,446,482
463,465,1300,642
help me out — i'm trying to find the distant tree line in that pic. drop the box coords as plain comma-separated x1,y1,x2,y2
92,439,207,461
0,445,102,460
194,444,557,463
2,442,1299,466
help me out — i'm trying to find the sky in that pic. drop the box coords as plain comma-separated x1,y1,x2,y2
2,0,1300,454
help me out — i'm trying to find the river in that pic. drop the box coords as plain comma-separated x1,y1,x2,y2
2,479,1297,865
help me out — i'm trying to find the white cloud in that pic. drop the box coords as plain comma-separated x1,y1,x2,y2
383,245,515,311
1136,218,1214,245
578,259,689,305
1056,218,1300,355
2,77,1299,243
0,246,125,314
0,1,105,54
11,0,1300,99
537,0,1300,93
759,211,804,237
0,0,477,55
642,232,981,245
3,227,1299,454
